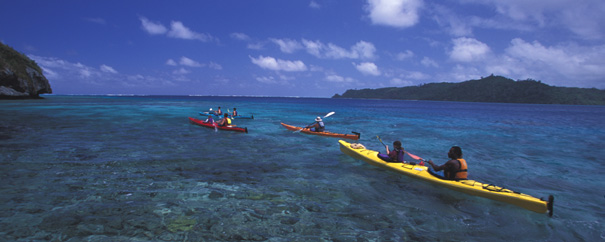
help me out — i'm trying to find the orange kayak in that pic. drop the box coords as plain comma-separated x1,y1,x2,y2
280,123,360,140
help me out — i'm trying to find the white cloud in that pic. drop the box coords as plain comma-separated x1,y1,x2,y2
309,1,321,9
449,37,491,62
250,55,308,72
325,43,353,59
302,39,322,57
79,68,92,78
140,17,216,42
139,17,167,35
270,38,302,53
325,74,355,83
441,38,605,88
32,55,97,80
247,42,264,50
255,75,291,85
166,59,177,66
179,56,203,67
100,64,117,74
301,39,377,59
351,41,377,60
173,68,190,75
256,76,277,84
165,56,221,70
421,57,438,67
466,0,605,40
365,0,423,28
29,55,183,90
494,38,605,86
230,32,250,41
168,21,214,42
208,62,223,70
354,62,381,76
41,68,58,79
488,1,562,25
432,4,472,37
396,50,414,60
560,2,605,40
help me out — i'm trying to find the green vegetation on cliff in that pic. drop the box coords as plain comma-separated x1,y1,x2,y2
0,42,43,80
1,42,51,98
333,75,605,105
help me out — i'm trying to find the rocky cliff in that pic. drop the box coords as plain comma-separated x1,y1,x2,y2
0,43,52,99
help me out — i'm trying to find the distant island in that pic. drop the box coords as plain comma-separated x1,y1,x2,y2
333,75,605,105
0,42,52,99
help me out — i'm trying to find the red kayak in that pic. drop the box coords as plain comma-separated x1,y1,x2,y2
189,117,248,133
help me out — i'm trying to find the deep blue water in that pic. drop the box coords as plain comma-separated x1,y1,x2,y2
1,95,604,241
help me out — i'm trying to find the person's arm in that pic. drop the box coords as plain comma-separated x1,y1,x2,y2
427,160,446,171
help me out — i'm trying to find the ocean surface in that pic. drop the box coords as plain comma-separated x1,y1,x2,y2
1,95,604,241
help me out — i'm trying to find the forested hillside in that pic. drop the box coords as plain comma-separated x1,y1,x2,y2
333,75,605,105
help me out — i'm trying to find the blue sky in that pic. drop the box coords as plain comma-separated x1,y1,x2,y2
2,0,604,97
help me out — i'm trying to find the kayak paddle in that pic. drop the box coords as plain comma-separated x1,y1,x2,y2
377,135,386,146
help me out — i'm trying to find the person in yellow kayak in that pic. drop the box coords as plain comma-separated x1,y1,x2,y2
306,117,325,132
385,141,405,162
217,113,231,127
426,146,468,180
378,140,424,165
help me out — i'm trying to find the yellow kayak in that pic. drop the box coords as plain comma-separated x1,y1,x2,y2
338,140,554,215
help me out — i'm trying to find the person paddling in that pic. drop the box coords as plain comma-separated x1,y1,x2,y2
215,107,223,115
306,117,325,132
378,140,423,165
426,146,468,180
217,113,231,127
385,141,405,163
232,107,238,117
204,115,214,124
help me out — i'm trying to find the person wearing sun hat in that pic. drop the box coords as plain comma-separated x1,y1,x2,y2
306,116,325,132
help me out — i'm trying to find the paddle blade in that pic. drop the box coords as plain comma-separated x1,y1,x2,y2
323,111,335,118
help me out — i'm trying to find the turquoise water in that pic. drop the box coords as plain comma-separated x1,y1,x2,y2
1,95,604,241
